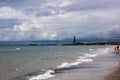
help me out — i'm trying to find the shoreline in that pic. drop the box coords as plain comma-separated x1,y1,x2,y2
106,66,120,80
1,45,119,80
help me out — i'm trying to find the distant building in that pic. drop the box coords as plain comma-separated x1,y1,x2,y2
74,36,76,44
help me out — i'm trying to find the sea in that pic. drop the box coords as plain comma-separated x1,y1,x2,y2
0,45,119,80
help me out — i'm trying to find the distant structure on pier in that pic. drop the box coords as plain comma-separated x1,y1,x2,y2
73,36,76,44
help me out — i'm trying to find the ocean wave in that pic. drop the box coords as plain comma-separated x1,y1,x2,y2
28,54,94,80
29,70,55,80
89,49,93,51
84,54,98,58
97,48,111,54
16,48,20,50
28,47,111,80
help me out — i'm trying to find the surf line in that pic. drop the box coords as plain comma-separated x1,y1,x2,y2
28,54,96,80
28,48,110,80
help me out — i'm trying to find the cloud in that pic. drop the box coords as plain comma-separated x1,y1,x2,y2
0,0,120,41
41,0,73,8
0,8,119,41
102,26,120,40
0,7,28,19
0,19,22,28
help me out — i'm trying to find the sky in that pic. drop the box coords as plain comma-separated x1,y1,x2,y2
0,0,120,41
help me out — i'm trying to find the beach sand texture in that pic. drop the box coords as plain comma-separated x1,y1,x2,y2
106,66,120,80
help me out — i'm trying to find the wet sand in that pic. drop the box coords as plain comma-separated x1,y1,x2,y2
106,66,120,80
48,52,119,80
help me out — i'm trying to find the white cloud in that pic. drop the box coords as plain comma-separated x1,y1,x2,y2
13,22,32,31
41,0,73,8
59,0,73,7
0,7,28,19
0,3,120,41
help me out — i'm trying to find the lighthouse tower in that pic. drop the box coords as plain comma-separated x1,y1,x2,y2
73,36,76,45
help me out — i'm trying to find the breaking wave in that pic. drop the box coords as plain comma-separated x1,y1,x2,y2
25,47,111,80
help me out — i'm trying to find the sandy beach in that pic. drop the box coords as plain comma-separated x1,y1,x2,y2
106,66,120,80
47,47,120,80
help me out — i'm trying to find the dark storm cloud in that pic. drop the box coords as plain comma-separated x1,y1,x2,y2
104,26,120,40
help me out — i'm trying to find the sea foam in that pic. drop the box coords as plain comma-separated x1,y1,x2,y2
29,54,94,80
16,48,20,50
29,70,55,80
96,48,111,54
89,49,93,51
56,53,94,69
28,47,111,80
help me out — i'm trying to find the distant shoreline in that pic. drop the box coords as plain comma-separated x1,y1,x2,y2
0,42,120,46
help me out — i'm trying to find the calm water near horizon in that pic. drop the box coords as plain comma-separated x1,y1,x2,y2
0,45,116,80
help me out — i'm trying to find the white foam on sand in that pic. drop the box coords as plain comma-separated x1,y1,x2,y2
29,70,55,80
56,62,70,69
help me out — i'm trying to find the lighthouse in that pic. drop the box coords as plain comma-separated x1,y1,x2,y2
74,36,76,45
